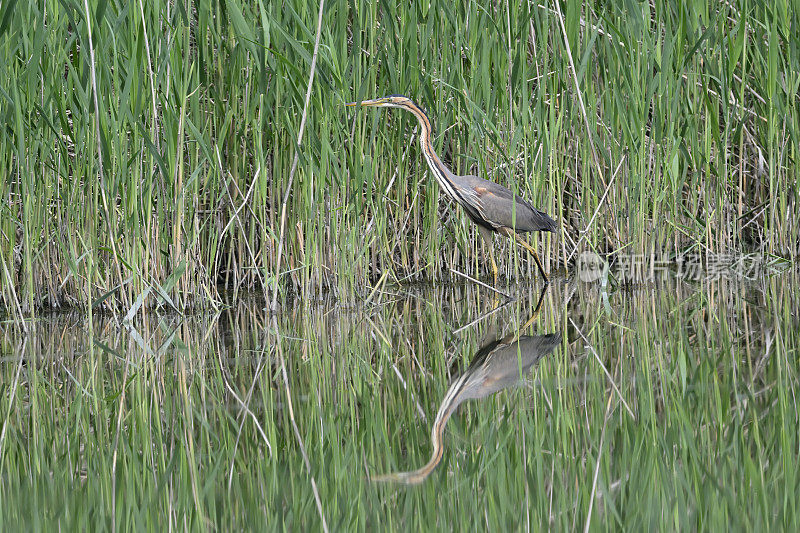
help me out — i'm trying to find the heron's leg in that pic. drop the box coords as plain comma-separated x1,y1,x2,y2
512,233,549,282
489,249,499,285
478,226,498,284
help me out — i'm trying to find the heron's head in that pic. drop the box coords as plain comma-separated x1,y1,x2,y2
345,94,412,109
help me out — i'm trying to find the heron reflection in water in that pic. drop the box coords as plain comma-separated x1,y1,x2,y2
371,291,560,484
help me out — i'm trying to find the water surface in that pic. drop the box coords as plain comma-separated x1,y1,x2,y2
1,273,798,529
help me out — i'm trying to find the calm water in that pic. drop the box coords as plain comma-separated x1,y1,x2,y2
1,272,798,529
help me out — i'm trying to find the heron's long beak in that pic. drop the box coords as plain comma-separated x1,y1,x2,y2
344,98,388,107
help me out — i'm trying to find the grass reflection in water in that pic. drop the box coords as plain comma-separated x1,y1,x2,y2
0,273,798,529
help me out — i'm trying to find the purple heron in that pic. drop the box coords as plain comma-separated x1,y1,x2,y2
347,94,556,282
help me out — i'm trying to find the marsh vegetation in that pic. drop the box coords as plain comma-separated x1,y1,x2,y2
1,1,797,314
2,275,798,529
1,1,799,529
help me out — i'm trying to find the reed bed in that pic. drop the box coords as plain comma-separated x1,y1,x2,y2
0,1,798,316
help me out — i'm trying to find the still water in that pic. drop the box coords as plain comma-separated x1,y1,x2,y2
1,272,798,529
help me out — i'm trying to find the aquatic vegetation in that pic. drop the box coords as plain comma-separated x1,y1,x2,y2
0,1,798,317
0,1,798,526
1,276,798,529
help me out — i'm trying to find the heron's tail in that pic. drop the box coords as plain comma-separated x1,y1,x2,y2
532,209,558,233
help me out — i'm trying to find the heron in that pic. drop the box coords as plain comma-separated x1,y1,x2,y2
346,94,557,282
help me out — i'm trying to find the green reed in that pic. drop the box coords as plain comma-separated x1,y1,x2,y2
0,1,798,316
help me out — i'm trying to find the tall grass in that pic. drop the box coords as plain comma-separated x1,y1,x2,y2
0,1,798,315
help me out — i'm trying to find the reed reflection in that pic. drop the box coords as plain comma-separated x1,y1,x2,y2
372,289,560,484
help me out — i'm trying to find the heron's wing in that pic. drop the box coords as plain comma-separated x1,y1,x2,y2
454,175,553,232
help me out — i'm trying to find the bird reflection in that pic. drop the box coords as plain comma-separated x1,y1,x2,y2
372,292,560,484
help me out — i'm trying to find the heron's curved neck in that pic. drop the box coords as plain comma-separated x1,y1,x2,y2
397,101,460,201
